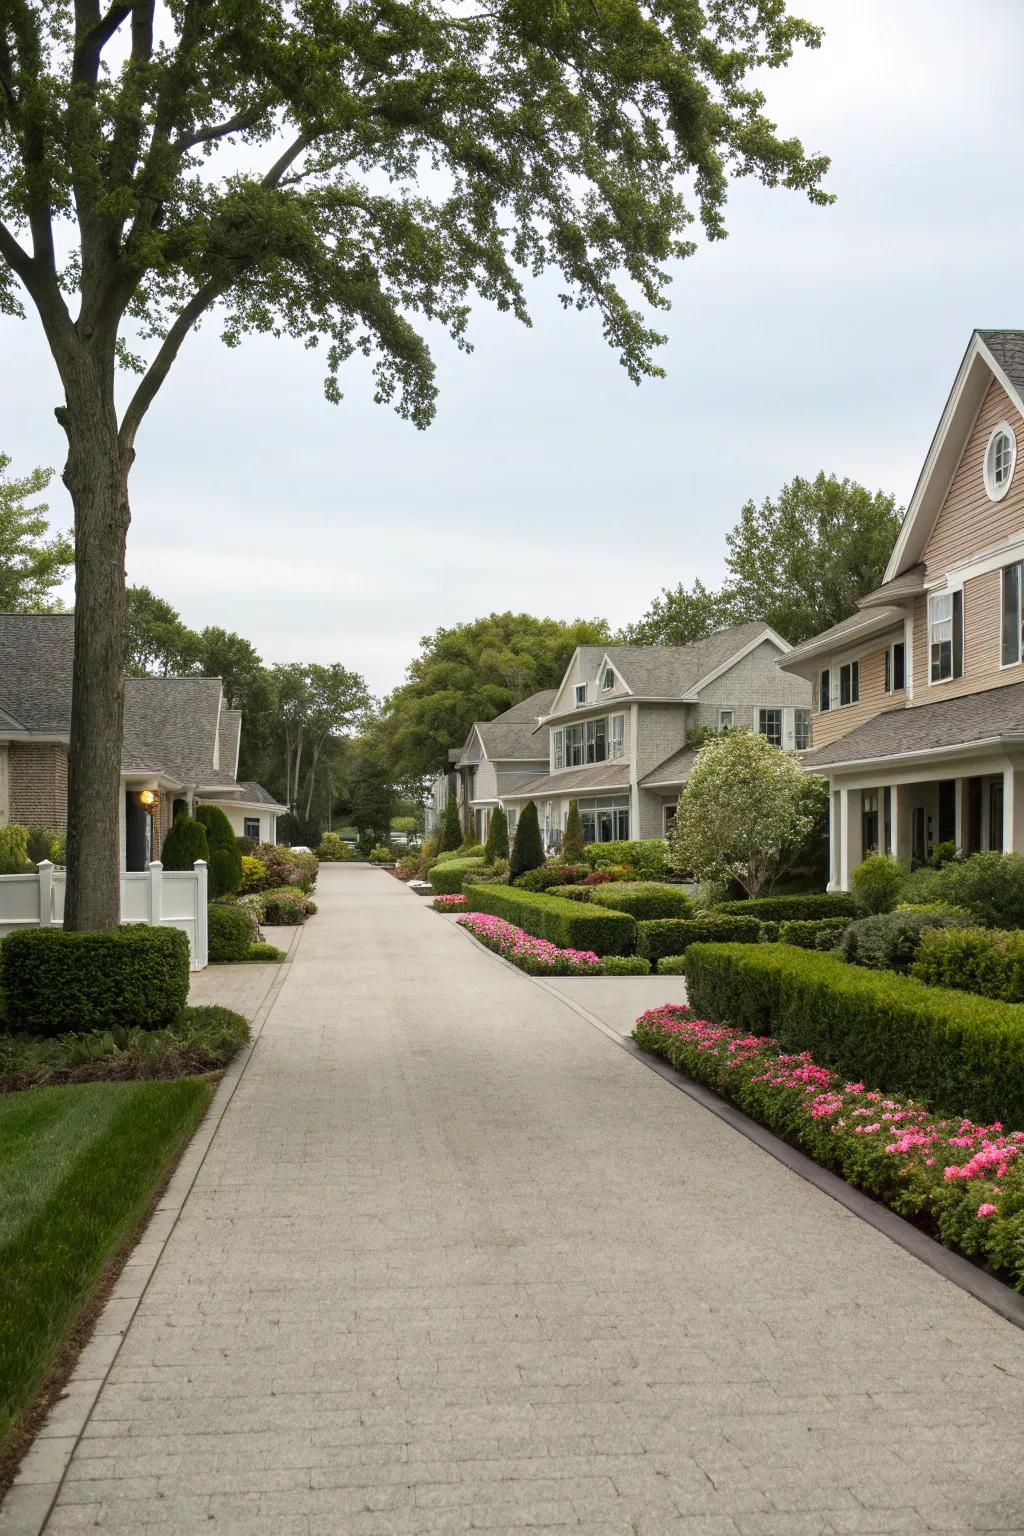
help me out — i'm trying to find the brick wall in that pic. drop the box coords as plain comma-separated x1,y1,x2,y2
693,641,810,730
634,703,689,779
8,743,69,830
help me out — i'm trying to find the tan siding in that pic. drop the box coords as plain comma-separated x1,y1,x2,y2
908,568,1022,705
809,642,903,750
8,744,69,830
923,379,1024,573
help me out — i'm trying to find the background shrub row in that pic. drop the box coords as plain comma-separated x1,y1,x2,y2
463,884,636,955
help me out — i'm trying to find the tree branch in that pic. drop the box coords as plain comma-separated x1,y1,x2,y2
173,103,273,153
262,133,311,188
117,277,226,460
72,1,132,85
0,220,34,289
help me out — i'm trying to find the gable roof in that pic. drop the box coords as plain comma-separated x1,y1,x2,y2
0,612,75,731
780,606,905,671
122,676,229,784
457,690,556,765
493,690,556,724
885,329,1024,581
550,624,786,715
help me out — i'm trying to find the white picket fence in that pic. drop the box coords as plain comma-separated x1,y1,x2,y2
0,859,209,970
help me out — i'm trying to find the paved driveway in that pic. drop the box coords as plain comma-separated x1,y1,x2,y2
36,868,1024,1532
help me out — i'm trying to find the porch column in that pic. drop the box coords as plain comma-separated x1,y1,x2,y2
1003,767,1024,854
827,791,841,890
954,778,966,855
890,784,913,866
838,787,862,891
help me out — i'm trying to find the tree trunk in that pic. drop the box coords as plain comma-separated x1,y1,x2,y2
61,390,130,932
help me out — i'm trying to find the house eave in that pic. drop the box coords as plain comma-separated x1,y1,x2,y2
805,733,1024,776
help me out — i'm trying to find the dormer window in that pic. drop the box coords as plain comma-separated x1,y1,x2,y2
601,667,614,691
574,684,587,707
985,423,1017,502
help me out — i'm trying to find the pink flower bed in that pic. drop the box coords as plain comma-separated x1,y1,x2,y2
432,894,468,911
634,1004,1024,1292
456,912,602,976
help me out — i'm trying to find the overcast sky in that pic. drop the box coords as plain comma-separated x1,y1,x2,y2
4,0,1023,698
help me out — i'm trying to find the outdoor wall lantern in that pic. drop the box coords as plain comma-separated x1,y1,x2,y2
139,790,156,806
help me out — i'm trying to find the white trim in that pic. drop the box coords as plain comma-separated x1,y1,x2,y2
779,610,904,673
595,653,632,697
984,421,1017,502
926,590,955,687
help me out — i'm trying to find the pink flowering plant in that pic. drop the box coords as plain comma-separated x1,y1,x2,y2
457,913,602,976
432,894,468,912
634,1004,1024,1290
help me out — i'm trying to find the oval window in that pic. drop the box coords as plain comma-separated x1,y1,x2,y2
985,422,1017,501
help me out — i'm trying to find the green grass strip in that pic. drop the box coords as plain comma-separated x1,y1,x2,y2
0,1077,212,1454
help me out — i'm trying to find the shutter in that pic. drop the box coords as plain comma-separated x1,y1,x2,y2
953,590,964,678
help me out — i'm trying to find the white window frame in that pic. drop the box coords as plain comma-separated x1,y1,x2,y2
818,669,830,712
884,639,906,694
929,591,954,683
758,707,782,747
718,708,734,729
794,708,811,751
601,666,614,692
506,805,518,835
243,816,261,840
574,683,587,707
1002,561,1024,669
609,713,625,759
565,722,585,766
837,659,859,707
985,422,1017,502
553,728,564,769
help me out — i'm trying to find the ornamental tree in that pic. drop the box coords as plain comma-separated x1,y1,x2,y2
562,800,584,864
510,800,544,879
669,729,825,898
438,790,462,853
0,4,829,928
484,804,509,864
160,811,209,872
195,803,243,897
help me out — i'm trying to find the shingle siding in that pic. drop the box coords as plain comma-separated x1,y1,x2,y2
694,640,809,730
634,703,689,780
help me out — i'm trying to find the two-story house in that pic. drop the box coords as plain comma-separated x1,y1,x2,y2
779,329,1024,889
424,691,555,841
499,623,811,851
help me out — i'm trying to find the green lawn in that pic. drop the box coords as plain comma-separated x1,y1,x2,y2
0,1077,212,1459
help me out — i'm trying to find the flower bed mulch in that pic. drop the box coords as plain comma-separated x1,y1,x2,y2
634,1004,1024,1293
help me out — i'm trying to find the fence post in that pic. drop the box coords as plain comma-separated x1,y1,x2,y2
148,859,163,926
37,859,54,925
194,860,209,969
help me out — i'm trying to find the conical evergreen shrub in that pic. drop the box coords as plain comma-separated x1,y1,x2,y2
563,800,584,863
196,803,244,897
439,790,462,852
484,805,509,863
510,800,544,879
161,813,210,872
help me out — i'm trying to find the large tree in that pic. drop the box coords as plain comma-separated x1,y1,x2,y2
0,3,830,928
0,453,71,611
626,474,902,647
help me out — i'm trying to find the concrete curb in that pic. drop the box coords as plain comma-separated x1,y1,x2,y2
0,937,300,1536
447,917,1024,1333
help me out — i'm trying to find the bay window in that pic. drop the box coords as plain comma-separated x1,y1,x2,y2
553,729,564,768
794,708,811,750
565,723,584,766
585,717,607,763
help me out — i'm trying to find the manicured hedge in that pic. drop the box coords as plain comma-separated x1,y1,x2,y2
715,892,857,922
583,839,667,878
636,914,762,963
777,917,852,950
463,884,636,955
557,886,594,903
208,902,255,962
1,926,190,1036
657,955,689,975
600,956,651,976
684,941,1024,1126
589,882,692,921
430,856,487,894
912,925,1024,1002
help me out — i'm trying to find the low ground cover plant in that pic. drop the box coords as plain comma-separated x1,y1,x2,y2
1,927,189,1036
0,1077,213,1465
589,882,692,920
600,956,651,975
715,892,856,922
456,913,602,975
463,883,635,955
636,914,761,964
432,894,468,912
684,941,1024,1127
633,1004,1024,1293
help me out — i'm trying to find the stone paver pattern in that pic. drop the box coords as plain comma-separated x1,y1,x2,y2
38,867,1024,1533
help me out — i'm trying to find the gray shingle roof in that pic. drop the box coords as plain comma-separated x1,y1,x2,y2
639,746,698,787
500,762,631,799
0,612,75,731
979,330,1024,394
220,709,242,776
233,781,286,807
122,676,224,782
457,690,556,765
492,690,557,724
856,564,926,610
802,683,1024,769
556,624,778,709
781,607,905,668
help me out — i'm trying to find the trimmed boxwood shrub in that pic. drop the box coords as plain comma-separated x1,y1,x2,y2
1,926,190,1036
161,813,210,871
589,882,693,921
583,839,667,878
657,955,689,976
684,941,1024,1126
600,956,651,975
715,892,856,922
208,902,256,962
840,907,970,973
556,885,593,902
515,863,589,891
462,884,636,956
636,914,762,964
778,917,853,949
911,925,1024,1002
430,856,487,894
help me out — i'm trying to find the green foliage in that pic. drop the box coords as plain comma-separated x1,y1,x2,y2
368,844,394,864
160,814,210,873
636,915,762,963
484,805,509,864
911,926,1024,1003
240,856,268,892
25,827,61,865
439,791,462,854
852,853,907,915
716,892,856,921
124,585,201,677
0,824,30,874
657,955,690,975
0,454,71,613
841,907,972,973
430,857,488,895
195,805,244,898
207,903,257,963
777,917,853,949
0,926,190,1035
600,957,651,976
902,852,1024,930
315,832,354,862
0,1006,250,1091
584,840,667,878
462,861,509,887
589,882,693,921
463,885,636,957
625,475,902,647
514,862,589,892
931,839,959,868
557,886,594,902
240,887,317,925
684,942,1024,1126
248,943,287,963
252,844,318,893
562,801,585,864
510,801,545,879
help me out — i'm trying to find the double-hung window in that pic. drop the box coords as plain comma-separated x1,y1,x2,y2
885,641,906,693
565,723,584,766
609,714,625,759
758,708,782,747
244,817,260,840
794,708,811,751
574,684,587,708
818,669,830,712
1003,562,1024,667
553,729,564,769
585,717,607,764
718,708,734,729
929,591,963,682
839,659,859,706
